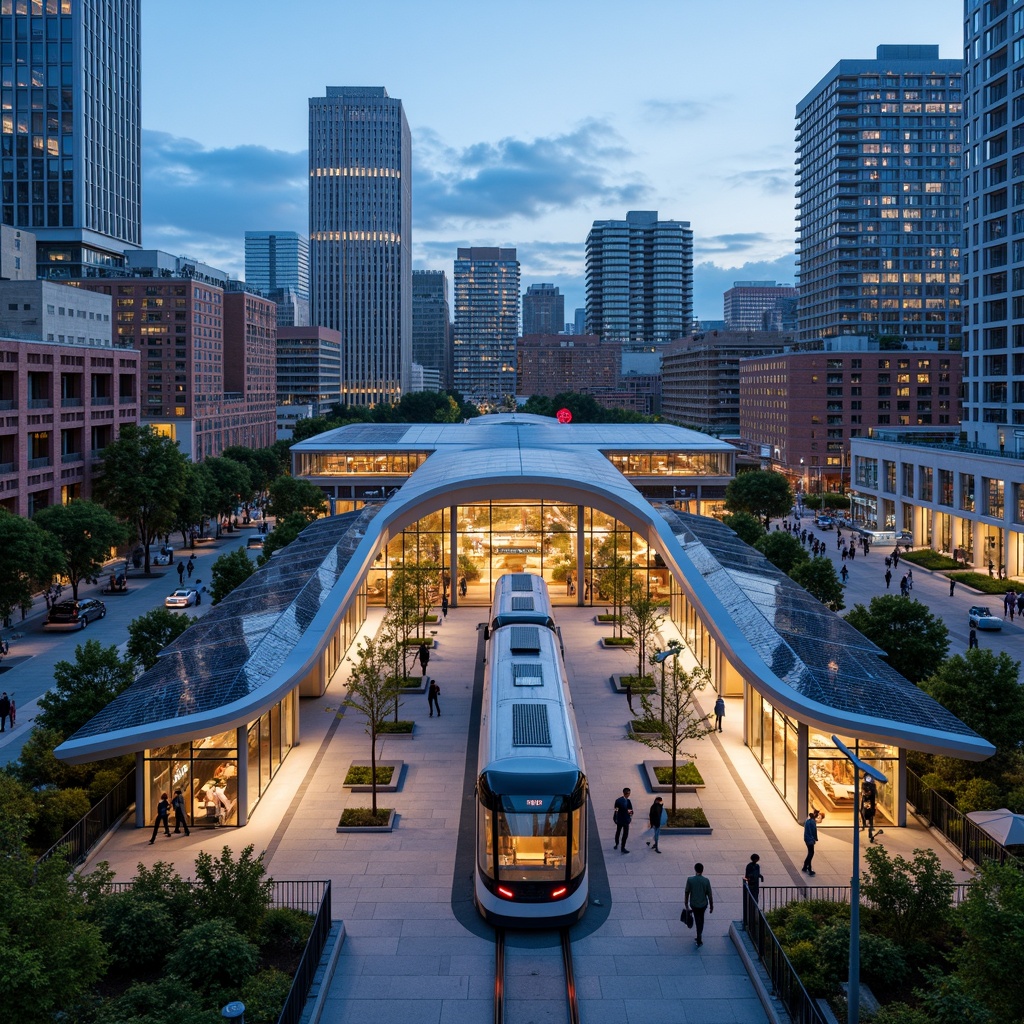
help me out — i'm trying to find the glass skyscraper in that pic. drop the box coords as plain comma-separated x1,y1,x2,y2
1,0,141,277
585,211,693,344
452,247,520,404
412,269,451,390
244,230,309,298
795,45,962,344
308,86,411,406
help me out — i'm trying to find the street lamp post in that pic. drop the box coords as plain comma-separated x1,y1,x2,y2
831,735,888,1024
653,640,683,726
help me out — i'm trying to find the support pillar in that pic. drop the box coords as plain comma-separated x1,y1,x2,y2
576,506,586,607
449,505,459,608
135,750,146,828
797,722,810,823
236,725,248,826
897,748,907,827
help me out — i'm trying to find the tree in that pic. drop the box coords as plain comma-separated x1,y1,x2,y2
382,566,421,686
126,607,197,673
790,557,846,611
0,509,62,623
953,861,1024,1023
722,511,766,546
94,424,188,574
202,456,253,530
596,556,634,637
259,511,310,562
724,469,793,528
394,390,461,423
266,475,327,521
919,649,1024,758
36,639,136,737
343,636,401,815
173,462,211,546
209,547,256,605
34,500,128,600
622,586,665,682
844,595,950,683
632,661,714,814
755,531,810,575
221,445,283,497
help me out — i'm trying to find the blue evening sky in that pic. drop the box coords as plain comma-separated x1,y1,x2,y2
140,0,961,322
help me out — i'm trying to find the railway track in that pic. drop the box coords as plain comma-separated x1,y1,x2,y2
494,927,580,1024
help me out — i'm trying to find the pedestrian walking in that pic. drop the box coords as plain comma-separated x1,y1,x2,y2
969,628,979,650
625,681,634,714
801,809,823,875
849,544,855,561
646,796,666,852
1017,592,1024,620
8,692,14,727
884,569,892,590
884,556,891,570
684,863,714,947
1004,591,1013,617
0,690,9,732
441,593,449,617
186,557,194,579
613,787,633,853
1010,594,1017,622
428,679,441,717
459,576,468,597
177,560,185,585
714,694,725,732
906,568,913,590
171,788,191,836
417,641,430,677
949,578,956,597
861,777,881,843
743,853,763,900
149,792,172,844
900,575,909,597
840,564,849,583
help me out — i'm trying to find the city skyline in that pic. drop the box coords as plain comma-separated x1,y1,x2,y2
139,0,961,324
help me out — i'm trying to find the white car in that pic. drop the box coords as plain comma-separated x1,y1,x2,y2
968,605,1001,631
165,587,201,608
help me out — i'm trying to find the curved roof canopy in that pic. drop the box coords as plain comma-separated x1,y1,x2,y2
57,417,993,764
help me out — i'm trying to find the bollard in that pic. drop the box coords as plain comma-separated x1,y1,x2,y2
221,1001,245,1023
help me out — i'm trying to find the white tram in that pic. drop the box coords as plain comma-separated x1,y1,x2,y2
475,574,588,927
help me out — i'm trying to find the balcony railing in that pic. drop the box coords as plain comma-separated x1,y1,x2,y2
118,394,136,404
27,456,51,469
61,451,83,464
0,399,16,410
27,397,52,409
61,397,83,408
0,462,14,474
90,395,113,405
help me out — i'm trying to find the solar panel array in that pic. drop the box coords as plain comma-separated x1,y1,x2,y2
511,597,535,611
510,574,533,591
512,703,551,745
509,626,542,653
512,663,543,686
658,506,981,740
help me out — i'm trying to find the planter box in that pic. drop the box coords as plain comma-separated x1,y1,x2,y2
642,759,706,793
594,615,620,625
600,637,635,649
377,724,415,740
337,808,397,833
399,677,428,694
627,721,664,742
660,826,713,836
610,674,656,694
343,760,404,793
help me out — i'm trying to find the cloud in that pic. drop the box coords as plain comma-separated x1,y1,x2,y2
692,254,798,322
641,98,716,122
142,129,307,276
697,232,775,256
413,119,648,230
723,167,793,195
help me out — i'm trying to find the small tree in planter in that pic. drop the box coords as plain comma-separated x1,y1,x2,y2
597,556,635,637
343,636,400,819
384,566,420,685
633,661,714,817
621,584,665,686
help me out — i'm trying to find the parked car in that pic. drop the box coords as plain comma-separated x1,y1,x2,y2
246,536,264,551
165,587,201,608
969,605,1002,631
815,516,834,530
44,598,107,630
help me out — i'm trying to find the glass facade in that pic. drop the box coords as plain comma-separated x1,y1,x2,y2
808,730,896,828
747,693,800,814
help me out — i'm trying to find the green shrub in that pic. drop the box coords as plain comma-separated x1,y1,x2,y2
784,938,830,996
97,977,222,1024
33,786,92,846
948,572,1014,594
343,765,394,785
654,763,704,785
166,919,258,1004
376,720,414,734
119,861,197,931
630,716,667,734
665,807,709,827
241,968,294,1024
192,845,273,941
98,892,177,971
869,1004,936,1024
339,807,392,826
955,777,1004,814
258,907,314,955
901,550,959,570
602,636,634,646
620,673,655,689
817,923,908,991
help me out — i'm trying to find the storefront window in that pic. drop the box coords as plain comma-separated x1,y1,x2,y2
146,732,238,829
808,732,895,827
747,693,799,815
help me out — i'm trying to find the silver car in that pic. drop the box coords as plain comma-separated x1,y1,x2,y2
968,605,1002,631
165,587,201,608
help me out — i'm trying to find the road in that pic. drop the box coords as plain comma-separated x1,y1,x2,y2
0,529,260,766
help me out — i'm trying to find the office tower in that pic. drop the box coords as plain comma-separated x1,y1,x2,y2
795,45,961,344
308,86,411,406
522,283,564,336
574,307,586,335
452,247,520,403
276,326,342,416
585,211,693,344
245,230,310,326
1,0,141,278
723,281,798,331
412,270,451,390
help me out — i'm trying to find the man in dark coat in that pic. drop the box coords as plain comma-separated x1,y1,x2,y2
613,787,633,853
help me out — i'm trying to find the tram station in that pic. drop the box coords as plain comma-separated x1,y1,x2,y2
56,414,993,832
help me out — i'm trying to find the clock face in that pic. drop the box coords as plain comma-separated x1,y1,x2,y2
556,408,572,424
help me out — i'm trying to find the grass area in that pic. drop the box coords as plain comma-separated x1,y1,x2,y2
343,765,395,785
949,571,1017,594
666,807,710,828
338,807,392,827
401,637,435,647
602,636,634,646
377,720,414,734
389,675,422,689
901,549,959,570
620,674,655,690
631,716,668,734
654,763,705,785
596,613,620,622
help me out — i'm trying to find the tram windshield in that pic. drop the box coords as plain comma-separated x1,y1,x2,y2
479,795,584,881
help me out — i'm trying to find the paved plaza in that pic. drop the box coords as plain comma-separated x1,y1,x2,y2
71,523,1006,1024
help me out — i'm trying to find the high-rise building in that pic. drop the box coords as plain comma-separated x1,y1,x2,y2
308,86,411,406
585,211,692,344
2,0,142,278
795,45,962,344
452,247,520,404
412,270,451,391
574,307,586,335
276,326,342,416
723,282,798,332
244,231,310,326
521,283,564,336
